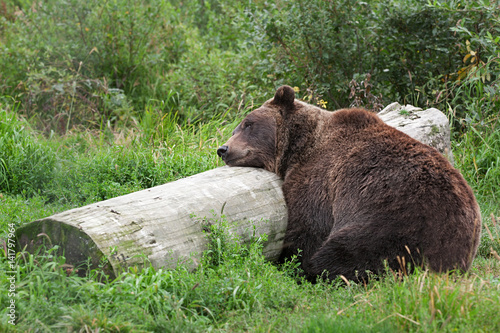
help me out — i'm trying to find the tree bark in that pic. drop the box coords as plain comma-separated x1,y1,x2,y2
16,104,452,278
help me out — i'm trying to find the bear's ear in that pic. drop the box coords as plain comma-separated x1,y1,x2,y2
273,85,295,109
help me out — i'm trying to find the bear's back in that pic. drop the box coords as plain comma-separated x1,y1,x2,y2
327,108,384,129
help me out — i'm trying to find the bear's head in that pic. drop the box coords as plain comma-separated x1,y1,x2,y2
217,86,316,176
217,85,298,174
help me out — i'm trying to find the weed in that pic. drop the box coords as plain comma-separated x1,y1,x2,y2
481,214,500,261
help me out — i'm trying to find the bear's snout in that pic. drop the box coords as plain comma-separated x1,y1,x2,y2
217,145,229,159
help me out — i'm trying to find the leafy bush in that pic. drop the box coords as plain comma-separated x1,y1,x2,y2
164,38,270,120
0,0,186,132
428,0,500,124
262,0,378,109
255,0,499,114
0,0,278,132
372,1,463,107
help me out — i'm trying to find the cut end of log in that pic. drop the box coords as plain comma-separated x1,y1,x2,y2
16,218,116,279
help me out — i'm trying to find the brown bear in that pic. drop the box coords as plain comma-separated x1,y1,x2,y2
217,85,481,282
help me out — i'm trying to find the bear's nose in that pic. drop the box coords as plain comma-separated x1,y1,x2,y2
217,145,228,158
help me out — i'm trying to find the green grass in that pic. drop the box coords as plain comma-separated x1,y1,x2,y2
452,118,500,258
0,108,56,196
1,216,499,332
0,105,240,235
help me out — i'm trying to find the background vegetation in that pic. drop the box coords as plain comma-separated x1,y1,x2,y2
1,0,499,331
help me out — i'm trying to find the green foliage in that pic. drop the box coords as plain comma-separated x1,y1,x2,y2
427,0,500,123
1,0,186,132
0,0,275,132
365,266,500,332
0,217,308,331
43,109,236,205
199,212,270,271
0,194,70,240
454,122,500,209
2,0,499,128
2,222,500,331
262,0,378,109
178,0,255,50
257,0,500,115
164,39,269,120
301,314,393,333
0,102,236,235
0,107,55,196
453,119,500,258
372,1,462,107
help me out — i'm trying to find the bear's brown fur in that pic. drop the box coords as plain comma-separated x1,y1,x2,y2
217,85,481,282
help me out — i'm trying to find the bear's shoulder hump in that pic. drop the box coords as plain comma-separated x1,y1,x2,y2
331,108,383,128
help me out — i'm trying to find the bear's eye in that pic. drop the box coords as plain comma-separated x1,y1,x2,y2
244,121,253,129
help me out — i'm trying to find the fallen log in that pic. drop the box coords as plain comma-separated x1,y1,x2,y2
16,104,453,278
16,167,286,278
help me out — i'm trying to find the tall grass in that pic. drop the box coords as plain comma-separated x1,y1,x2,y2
43,107,239,205
1,70,499,333
0,107,55,196
1,99,499,333
453,121,500,213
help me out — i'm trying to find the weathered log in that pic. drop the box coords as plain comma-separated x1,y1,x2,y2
16,104,453,278
17,167,286,278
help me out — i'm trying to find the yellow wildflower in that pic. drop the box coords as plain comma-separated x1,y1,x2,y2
318,99,328,109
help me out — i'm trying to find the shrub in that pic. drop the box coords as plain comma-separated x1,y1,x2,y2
261,0,378,109
372,1,463,107
427,0,500,124
0,0,186,132
256,0,498,113
163,38,270,120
